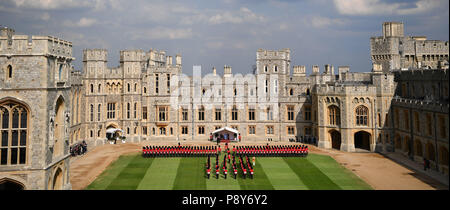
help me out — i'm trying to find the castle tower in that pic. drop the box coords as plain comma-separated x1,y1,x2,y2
83,49,107,79
383,22,404,38
1,28,74,189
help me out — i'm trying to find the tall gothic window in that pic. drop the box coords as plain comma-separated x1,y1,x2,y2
107,103,115,119
248,108,255,121
181,108,188,121
0,101,28,165
304,106,311,121
7,65,12,79
97,104,101,121
215,108,221,121
231,106,238,121
134,103,137,119
90,104,94,122
142,107,147,120
127,103,130,119
287,106,295,121
158,106,168,121
356,105,368,126
198,106,205,121
328,105,340,125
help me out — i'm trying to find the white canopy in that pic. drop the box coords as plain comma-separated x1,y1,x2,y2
212,127,239,135
106,128,124,134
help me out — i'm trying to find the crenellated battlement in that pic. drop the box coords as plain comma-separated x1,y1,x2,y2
83,49,107,62
256,48,290,60
0,28,73,59
120,49,146,62
315,83,377,95
293,65,306,76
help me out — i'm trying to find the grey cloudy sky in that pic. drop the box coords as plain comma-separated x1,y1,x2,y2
1,0,448,75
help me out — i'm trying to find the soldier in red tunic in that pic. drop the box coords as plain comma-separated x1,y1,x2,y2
206,168,211,179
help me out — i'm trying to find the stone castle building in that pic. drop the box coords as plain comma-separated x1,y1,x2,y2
0,21,448,189
370,22,449,72
0,27,74,189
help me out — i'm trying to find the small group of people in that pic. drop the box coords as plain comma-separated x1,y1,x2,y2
295,136,317,145
233,144,308,157
205,154,226,179
238,155,254,179
70,141,88,157
142,145,219,157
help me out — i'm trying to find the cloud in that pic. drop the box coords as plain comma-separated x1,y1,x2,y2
130,27,193,40
310,16,348,28
4,0,117,11
208,7,265,25
8,0,93,10
40,12,50,21
63,17,97,27
333,0,445,16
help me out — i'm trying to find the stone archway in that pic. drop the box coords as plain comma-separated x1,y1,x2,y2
354,131,371,151
52,167,63,190
329,130,341,150
53,97,65,158
0,178,24,190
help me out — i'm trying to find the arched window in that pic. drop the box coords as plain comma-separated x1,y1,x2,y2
328,105,340,125
134,83,137,92
264,65,268,73
90,84,94,93
231,105,238,121
58,64,63,80
127,83,131,92
7,65,12,79
0,101,29,165
90,104,94,122
289,88,293,96
127,103,130,119
356,105,368,126
97,104,101,121
134,103,137,119
198,106,205,121
98,84,101,93
274,65,278,72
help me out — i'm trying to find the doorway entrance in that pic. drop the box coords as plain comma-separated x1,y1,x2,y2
0,178,24,190
354,131,371,151
330,130,341,150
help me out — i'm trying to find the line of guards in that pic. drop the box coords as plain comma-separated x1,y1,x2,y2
206,154,254,179
142,145,219,157
234,145,309,157
141,144,309,158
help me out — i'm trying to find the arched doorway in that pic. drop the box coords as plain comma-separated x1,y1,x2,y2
329,130,341,150
354,131,371,151
54,97,65,158
0,178,24,190
52,168,63,190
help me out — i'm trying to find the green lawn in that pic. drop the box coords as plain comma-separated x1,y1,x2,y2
85,153,373,190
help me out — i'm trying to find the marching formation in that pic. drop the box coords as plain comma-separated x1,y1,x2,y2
205,153,254,179
234,145,308,157
142,143,309,179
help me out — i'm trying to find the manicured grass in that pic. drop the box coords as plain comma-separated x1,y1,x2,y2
86,153,373,190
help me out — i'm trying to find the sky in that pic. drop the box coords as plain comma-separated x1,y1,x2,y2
1,0,448,75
